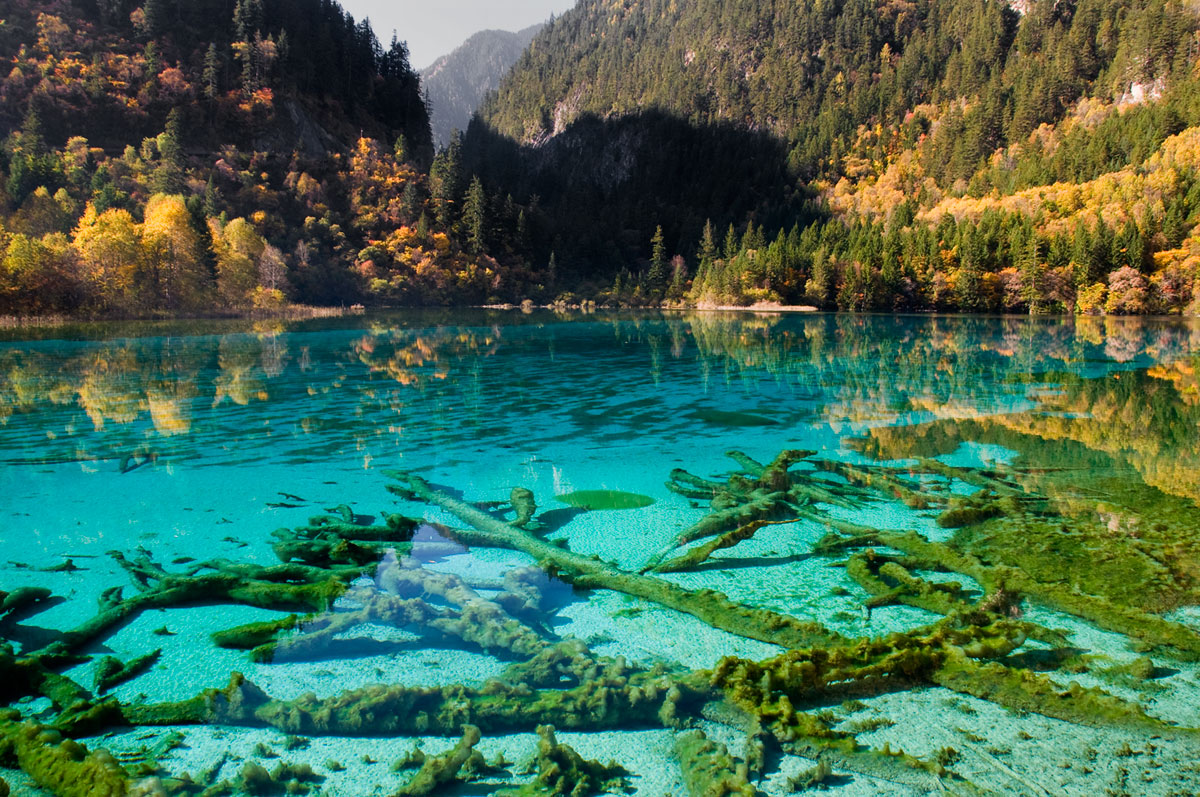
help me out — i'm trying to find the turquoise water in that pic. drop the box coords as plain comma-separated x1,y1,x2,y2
2,311,1200,795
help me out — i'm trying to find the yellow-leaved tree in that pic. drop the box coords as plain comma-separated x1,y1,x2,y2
72,203,142,311
210,216,266,307
141,194,211,310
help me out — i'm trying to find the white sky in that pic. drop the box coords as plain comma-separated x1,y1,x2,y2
338,0,578,70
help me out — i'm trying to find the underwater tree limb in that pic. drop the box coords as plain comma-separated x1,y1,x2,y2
654,520,800,574
931,649,1193,735
0,716,134,797
33,554,353,666
394,724,482,796
498,724,629,796
389,472,847,650
642,493,791,572
123,669,705,736
867,531,1200,659
673,729,756,797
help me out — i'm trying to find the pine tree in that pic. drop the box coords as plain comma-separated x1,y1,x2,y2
142,0,167,38
430,133,464,229
956,226,985,311
697,219,717,269
150,109,185,194
159,108,184,168
203,43,221,101
462,176,488,256
723,223,739,261
647,225,667,292
1018,236,1045,313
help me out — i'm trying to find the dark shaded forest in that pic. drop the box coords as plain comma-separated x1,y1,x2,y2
470,0,1200,312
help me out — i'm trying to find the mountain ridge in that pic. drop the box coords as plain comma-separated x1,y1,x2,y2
421,24,542,148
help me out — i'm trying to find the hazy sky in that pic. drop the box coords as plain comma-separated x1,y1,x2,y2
339,0,577,70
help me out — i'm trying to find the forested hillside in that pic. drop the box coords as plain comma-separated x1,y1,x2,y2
3,0,1200,316
421,25,542,149
470,0,1200,312
0,0,547,316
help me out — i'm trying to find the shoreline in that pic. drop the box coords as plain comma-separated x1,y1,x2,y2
5,302,1197,331
0,304,363,330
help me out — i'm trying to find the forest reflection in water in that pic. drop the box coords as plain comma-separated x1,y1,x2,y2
0,311,1197,485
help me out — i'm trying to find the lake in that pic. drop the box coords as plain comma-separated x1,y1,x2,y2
2,310,1199,795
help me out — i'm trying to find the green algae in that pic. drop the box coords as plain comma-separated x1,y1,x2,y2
497,725,628,796
654,519,799,574
553,490,655,510
93,649,161,694
673,729,756,797
0,717,132,797
396,725,483,795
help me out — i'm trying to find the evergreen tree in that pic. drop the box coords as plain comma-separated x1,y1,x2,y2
462,176,488,256
142,0,167,38
647,225,667,292
697,219,717,269
956,227,985,311
430,134,464,229
723,224,739,261
203,43,221,101
1018,236,1045,313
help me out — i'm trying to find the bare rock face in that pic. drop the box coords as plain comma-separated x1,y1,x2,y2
420,25,542,149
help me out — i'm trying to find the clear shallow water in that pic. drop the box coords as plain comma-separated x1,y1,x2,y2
2,311,1200,795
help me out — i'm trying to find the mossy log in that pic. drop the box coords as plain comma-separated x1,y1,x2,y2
667,469,726,495
814,461,935,510
932,650,1194,735
642,493,791,572
389,472,847,651
94,649,161,694
845,552,1068,648
226,575,550,664
914,458,1021,496
395,724,482,795
498,724,629,796
724,451,767,477
673,729,756,797
0,587,53,620
710,621,1026,741
33,554,353,666
123,670,702,736
868,531,1200,659
847,551,972,616
0,717,132,797
654,520,799,574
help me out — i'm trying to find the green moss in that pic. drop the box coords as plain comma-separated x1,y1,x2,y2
93,649,161,694
673,729,755,797
0,720,131,797
498,725,629,796
931,651,1186,733
395,725,482,795
211,615,309,650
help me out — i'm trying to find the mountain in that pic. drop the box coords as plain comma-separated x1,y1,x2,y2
421,25,542,149
466,0,1200,311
